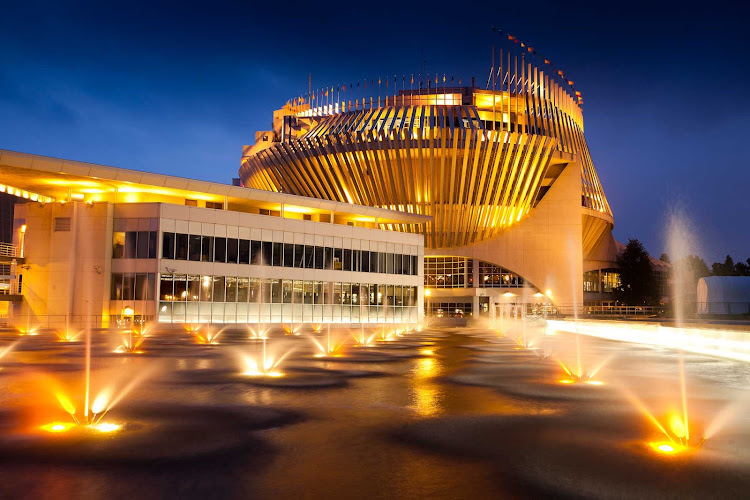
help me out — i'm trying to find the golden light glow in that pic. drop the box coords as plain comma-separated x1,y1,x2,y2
424,289,431,297
92,422,121,433
40,422,75,433
122,306,134,316
649,441,687,455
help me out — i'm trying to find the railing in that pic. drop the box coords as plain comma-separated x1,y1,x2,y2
522,304,666,317
0,243,18,258
0,315,108,330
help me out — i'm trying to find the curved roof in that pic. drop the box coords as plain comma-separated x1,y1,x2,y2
697,276,750,314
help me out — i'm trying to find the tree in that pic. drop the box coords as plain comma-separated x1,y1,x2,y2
614,239,658,305
673,254,710,281
659,253,670,264
711,255,737,276
736,259,750,276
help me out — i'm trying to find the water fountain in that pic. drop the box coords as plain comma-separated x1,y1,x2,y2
352,324,376,347
192,325,224,345
311,323,345,357
242,338,291,377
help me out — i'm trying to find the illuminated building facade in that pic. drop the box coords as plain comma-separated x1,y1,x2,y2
0,149,426,327
239,51,618,316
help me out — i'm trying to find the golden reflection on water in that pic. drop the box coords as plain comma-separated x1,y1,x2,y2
410,348,444,417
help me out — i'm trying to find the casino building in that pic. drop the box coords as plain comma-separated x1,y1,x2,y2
239,54,618,317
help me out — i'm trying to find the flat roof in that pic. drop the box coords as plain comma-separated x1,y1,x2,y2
0,149,431,225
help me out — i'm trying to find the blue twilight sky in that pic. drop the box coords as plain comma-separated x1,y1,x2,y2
1,0,748,263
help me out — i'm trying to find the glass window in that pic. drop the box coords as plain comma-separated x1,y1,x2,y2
159,274,173,301
136,231,149,259
324,247,333,270
313,281,323,304
261,279,272,303
239,239,250,264
189,235,201,261
361,251,370,272
377,284,385,305
394,285,403,306
412,255,419,276
370,252,379,273
202,236,214,262
148,232,157,258
333,248,343,270
251,240,262,264
294,244,304,268
282,280,292,303
293,280,303,304
262,241,272,266
237,277,249,302
113,232,125,259
305,245,314,268
353,250,361,272
394,254,403,275
214,237,226,263
162,232,175,259
386,253,394,274
272,242,282,266
379,252,386,273
124,232,137,259
333,282,343,304
135,273,149,300
173,274,187,301
111,273,123,300
212,276,225,302
284,243,294,268
176,233,188,260
314,246,324,269
304,281,314,304
343,249,352,271
271,279,282,303
200,275,212,302
225,238,238,264
147,273,156,300
225,276,237,302
248,278,260,303
186,275,200,302
122,273,135,300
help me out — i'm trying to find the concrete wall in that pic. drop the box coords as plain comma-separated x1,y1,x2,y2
426,160,585,308
16,201,113,327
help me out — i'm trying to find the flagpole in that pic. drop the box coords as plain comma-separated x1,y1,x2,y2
491,26,496,131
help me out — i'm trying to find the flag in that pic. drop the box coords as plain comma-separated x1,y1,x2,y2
378,76,381,85
521,42,525,48
443,74,446,82
528,47,533,53
575,91,581,96
568,80,575,86
459,77,462,85
325,89,328,96
557,70,564,76
410,74,414,85
544,59,550,64
507,35,514,41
